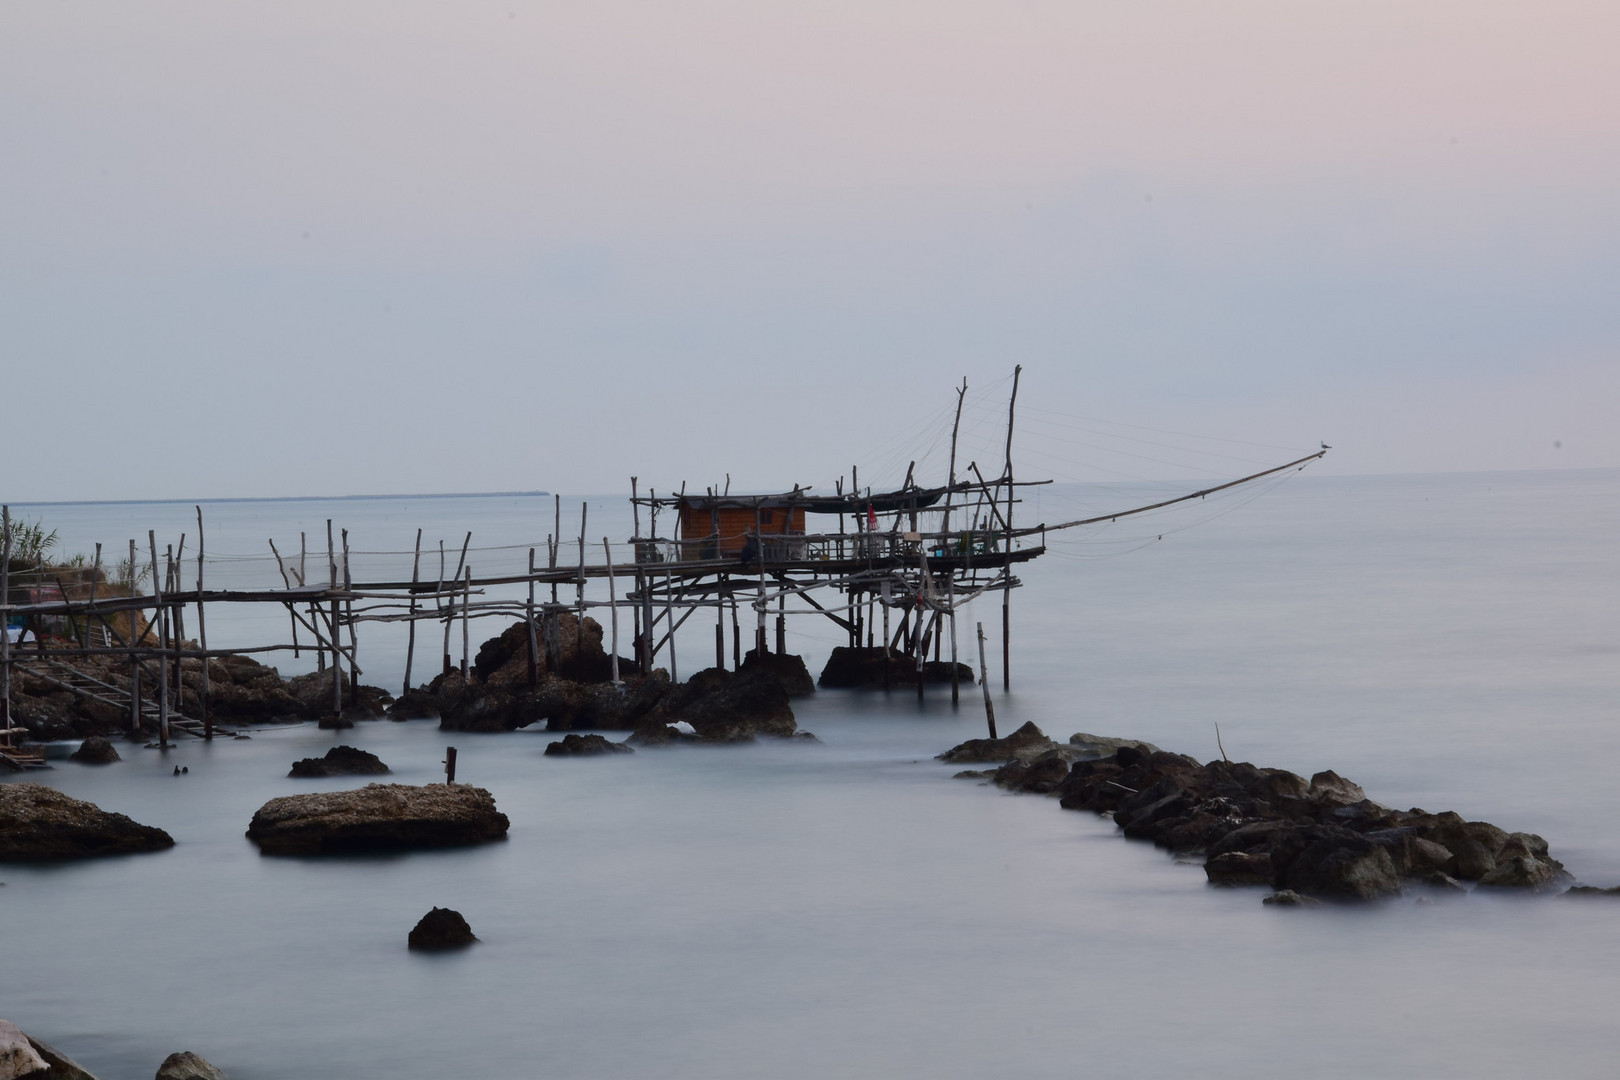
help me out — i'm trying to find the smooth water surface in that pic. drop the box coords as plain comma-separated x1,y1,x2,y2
4,469,1619,1078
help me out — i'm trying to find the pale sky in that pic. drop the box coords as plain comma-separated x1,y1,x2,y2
3,1,1617,501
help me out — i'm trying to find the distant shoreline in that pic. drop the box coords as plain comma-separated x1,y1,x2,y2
8,491,552,508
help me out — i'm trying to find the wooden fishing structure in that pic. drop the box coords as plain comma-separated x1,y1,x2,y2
1,368,1328,757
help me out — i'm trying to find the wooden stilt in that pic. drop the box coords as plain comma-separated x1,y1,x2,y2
149,532,168,748
526,547,539,686
1,507,11,731
405,529,422,695
460,565,471,679
976,621,997,739
603,538,620,684
195,508,211,738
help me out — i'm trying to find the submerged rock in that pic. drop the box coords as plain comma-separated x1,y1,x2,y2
408,906,478,950
0,1020,49,1079
245,783,509,855
818,646,973,689
937,721,1060,765
738,648,815,696
20,1031,99,1080
155,1050,228,1080
0,783,174,861
544,733,634,756
971,730,1576,904
69,735,122,765
288,745,391,778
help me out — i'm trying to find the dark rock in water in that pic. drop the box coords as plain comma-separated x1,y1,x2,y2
245,783,509,855
388,688,441,721
1205,851,1275,887
408,906,478,950
1477,852,1568,893
0,783,174,861
437,669,671,734
1263,890,1322,907
938,721,1058,764
155,1049,228,1079
1306,770,1367,807
647,666,798,742
201,654,310,724
285,672,392,722
544,733,634,756
22,1031,99,1079
1068,732,1161,759
1273,824,1403,901
70,735,122,764
818,646,973,689
1423,871,1468,892
475,613,625,685
1559,885,1620,899
316,715,354,730
992,750,1073,794
740,648,815,696
0,1020,49,1078
288,745,391,778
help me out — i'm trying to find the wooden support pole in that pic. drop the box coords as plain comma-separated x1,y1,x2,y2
345,535,360,694
195,508,211,738
149,531,168,748
576,503,588,666
405,528,422,694
976,621,997,739
526,547,539,687
460,565,472,679
438,539,450,675
716,590,726,671
949,580,960,706
665,567,678,684
603,538,620,684
128,538,140,732
168,544,183,695
552,494,562,604
444,746,457,785
775,589,786,657
328,521,342,716
1,506,10,731
731,595,740,669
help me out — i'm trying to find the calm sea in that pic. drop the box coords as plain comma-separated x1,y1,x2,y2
3,468,1619,1079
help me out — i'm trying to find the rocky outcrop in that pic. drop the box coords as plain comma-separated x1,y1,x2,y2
818,646,973,689
738,649,815,696
154,1051,227,1080
475,614,629,686
288,745,390,778
544,733,634,756
408,907,478,950
284,673,392,721
645,665,799,742
69,736,121,764
416,621,813,743
245,784,509,855
19,1033,98,1080
937,721,1063,765
0,784,174,861
0,1020,49,1079
948,730,1576,903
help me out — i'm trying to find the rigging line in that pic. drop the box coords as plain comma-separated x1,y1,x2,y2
1045,471,1301,548
1012,446,1233,489
1045,451,1325,531
1015,402,1313,454
1014,418,1286,469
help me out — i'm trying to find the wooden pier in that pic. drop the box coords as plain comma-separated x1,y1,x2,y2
1,369,1326,751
